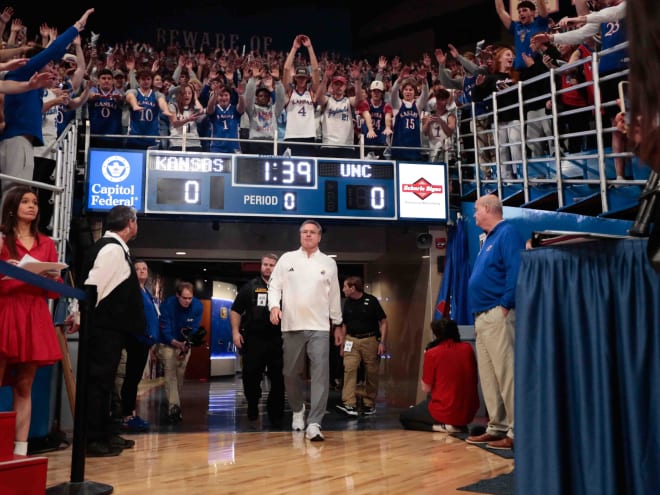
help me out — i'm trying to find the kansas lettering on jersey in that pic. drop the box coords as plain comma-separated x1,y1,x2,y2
210,104,242,153
88,88,123,136
393,101,422,160
284,89,316,139
127,88,163,147
250,104,276,138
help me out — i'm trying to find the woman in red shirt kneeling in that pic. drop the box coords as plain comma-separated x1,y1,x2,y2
400,318,479,432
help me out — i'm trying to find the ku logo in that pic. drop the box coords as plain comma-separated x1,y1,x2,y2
402,177,443,200
102,155,131,183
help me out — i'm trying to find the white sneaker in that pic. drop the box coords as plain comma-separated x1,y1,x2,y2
305,422,324,442
432,423,466,433
291,404,305,431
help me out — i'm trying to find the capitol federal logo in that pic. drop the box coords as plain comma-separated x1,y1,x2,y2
102,155,131,183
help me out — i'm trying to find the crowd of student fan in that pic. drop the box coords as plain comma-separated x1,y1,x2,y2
0,1,630,180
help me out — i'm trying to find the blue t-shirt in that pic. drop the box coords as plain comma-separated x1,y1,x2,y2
510,17,550,71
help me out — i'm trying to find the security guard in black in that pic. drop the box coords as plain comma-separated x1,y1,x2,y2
230,255,284,427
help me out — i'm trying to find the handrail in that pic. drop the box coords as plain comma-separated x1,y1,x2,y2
0,122,78,264
455,41,645,215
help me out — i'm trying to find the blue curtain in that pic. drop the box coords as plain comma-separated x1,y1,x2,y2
515,238,660,495
434,217,473,325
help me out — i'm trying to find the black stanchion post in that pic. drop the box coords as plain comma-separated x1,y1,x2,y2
46,286,114,495
629,171,658,237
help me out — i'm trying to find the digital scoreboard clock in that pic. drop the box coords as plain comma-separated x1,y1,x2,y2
86,149,448,222
144,152,398,220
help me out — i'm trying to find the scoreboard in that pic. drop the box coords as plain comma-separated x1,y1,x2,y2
86,149,448,222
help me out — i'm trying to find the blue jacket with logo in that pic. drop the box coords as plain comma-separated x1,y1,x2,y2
468,220,525,314
159,295,203,345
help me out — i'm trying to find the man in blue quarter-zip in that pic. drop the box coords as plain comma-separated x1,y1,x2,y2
466,195,525,451
156,281,203,424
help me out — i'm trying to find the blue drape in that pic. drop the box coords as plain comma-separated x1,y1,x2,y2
515,238,660,495
435,217,474,325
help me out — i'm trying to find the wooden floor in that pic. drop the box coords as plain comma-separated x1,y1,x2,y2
42,376,514,494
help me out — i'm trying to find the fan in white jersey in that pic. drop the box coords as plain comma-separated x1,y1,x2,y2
316,62,363,159
282,34,320,157
422,87,457,163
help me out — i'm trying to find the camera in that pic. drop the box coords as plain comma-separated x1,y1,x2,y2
180,326,207,347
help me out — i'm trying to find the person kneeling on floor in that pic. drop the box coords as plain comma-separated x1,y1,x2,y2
400,318,479,433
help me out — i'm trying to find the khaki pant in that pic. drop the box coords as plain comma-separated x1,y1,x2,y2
0,135,33,197
474,306,515,438
155,344,191,411
341,335,380,408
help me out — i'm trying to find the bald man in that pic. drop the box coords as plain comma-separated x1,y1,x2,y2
466,195,525,450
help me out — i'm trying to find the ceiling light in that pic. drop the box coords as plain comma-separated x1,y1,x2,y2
175,251,187,256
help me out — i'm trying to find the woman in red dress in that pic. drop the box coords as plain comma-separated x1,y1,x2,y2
0,186,62,456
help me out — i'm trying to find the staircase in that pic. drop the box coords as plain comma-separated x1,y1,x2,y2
0,412,49,495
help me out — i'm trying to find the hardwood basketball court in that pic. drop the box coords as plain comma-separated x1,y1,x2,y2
44,375,514,494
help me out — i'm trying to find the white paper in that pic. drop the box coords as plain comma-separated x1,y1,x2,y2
15,254,68,276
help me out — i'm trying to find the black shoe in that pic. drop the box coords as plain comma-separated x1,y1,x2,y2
362,405,376,416
336,403,359,417
269,417,283,430
110,435,135,449
247,404,259,421
168,405,183,424
87,441,122,457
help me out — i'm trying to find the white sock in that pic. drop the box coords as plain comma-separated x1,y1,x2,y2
14,441,28,456
616,175,625,181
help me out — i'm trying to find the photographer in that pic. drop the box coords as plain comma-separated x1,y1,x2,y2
399,319,479,433
155,281,203,424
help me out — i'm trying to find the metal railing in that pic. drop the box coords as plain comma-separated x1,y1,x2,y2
0,122,78,263
455,41,645,215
